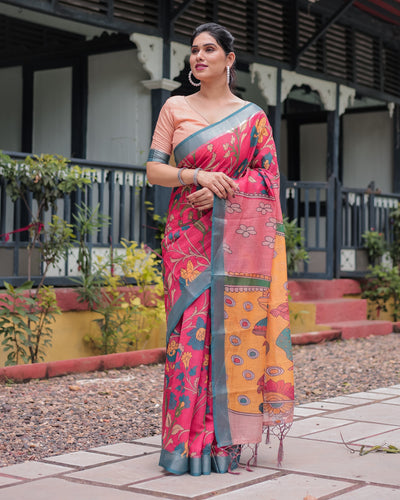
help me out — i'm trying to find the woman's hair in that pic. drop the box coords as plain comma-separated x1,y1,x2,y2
190,23,237,89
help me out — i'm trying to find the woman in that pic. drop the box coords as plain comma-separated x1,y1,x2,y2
147,23,294,476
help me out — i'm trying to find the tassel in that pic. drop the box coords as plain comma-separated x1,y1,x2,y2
277,437,284,467
228,446,241,475
265,426,270,444
228,462,241,475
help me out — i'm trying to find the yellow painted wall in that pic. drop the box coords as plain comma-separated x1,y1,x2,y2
289,302,331,335
366,298,395,321
0,310,166,366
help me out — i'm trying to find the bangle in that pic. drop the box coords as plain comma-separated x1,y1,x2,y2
177,167,188,186
193,167,201,186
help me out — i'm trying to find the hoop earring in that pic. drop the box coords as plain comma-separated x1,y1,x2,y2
226,66,231,86
188,70,201,87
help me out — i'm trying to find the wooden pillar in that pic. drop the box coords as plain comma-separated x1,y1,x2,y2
327,85,340,179
327,85,340,278
21,66,33,154
268,68,282,165
393,104,400,193
71,57,88,159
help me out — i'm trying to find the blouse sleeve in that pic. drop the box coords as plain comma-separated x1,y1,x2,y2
147,98,175,165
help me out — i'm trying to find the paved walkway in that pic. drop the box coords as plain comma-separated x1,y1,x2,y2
1,385,400,499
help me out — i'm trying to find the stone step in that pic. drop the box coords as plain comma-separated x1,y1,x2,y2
288,279,361,301
324,320,393,339
292,329,342,345
310,298,367,323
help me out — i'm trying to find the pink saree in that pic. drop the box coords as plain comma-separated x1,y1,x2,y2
150,101,294,476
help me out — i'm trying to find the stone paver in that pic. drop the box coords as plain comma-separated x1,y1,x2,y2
302,421,398,444
244,436,400,487
368,387,400,395
66,452,162,486
213,474,354,500
288,416,352,436
90,443,160,457
0,461,73,479
330,402,400,426
0,477,22,487
132,435,161,446
1,386,400,499
343,391,394,400
321,395,378,405
0,478,160,500
380,397,400,406
130,466,278,498
298,401,351,411
354,427,400,447
45,451,123,467
332,485,400,499
293,407,325,417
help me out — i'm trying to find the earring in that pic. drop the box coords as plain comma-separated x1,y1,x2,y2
226,66,231,85
188,70,201,87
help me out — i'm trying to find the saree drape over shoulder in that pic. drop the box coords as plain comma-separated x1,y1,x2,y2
148,96,294,476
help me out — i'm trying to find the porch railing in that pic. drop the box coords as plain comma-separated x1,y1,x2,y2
0,152,151,286
281,175,400,279
339,186,400,276
281,176,335,279
2,153,400,283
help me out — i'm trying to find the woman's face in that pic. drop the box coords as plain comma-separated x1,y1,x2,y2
190,31,234,84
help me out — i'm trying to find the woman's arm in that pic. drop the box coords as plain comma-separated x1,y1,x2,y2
147,161,239,200
146,161,195,188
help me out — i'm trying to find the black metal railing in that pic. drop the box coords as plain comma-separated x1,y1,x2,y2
340,186,400,249
0,152,150,286
281,176,335,279
338,185,400,277
2,153,400,283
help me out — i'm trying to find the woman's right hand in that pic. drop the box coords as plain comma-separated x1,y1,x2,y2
196,170,239,199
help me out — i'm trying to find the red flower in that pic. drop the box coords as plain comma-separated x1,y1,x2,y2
258,378,294,416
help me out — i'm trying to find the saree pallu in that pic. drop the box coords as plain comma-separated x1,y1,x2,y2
160,103,294,475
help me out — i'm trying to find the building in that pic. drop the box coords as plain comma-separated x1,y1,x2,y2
1,0,400,282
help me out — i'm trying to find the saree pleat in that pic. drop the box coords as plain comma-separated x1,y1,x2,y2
158,102,294,475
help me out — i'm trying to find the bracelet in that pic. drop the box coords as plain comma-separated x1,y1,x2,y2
193,167,201,186
177,167,188,186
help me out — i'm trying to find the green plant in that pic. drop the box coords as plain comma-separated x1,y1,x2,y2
283,217,309,275
361,265,400,321
0,282,60,365
362,230,387,265
71,203,165,354
86,270,133,355
79,243,165,354
72,203,111,278
389,207,400,269
0,152,92,364
145,200,167,253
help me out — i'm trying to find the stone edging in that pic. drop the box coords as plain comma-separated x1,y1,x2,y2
0,347,166,382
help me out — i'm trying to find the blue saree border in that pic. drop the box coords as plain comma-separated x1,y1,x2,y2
147,148,170,164
174,102,261,165
166,267,211,344
210,195,232,446
159,445,233,475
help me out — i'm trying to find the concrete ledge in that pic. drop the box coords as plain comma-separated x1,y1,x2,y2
393,322,400,333
288,279,361,300
0,347,166,382
292,329,342,345
0,286,159,313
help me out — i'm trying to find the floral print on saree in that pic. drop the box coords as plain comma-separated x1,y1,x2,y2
158,102,294,475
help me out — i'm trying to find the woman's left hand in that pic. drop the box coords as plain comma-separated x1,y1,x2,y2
187,187,214,211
